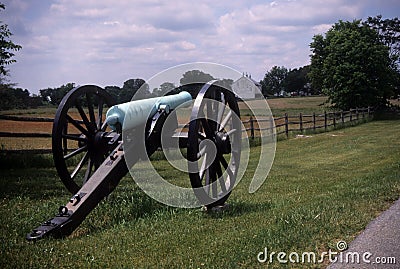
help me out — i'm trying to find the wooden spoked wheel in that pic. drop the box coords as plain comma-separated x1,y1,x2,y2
187,81,241,208
52,85,117,194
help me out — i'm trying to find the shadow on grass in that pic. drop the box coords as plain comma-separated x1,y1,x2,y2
204,200,273,219
0,167,67,200
0,152,54,169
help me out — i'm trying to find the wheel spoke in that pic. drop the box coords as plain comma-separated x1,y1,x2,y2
63,145,88,160
84,158,94,184
62,133,87,142
205,162,217,198
101,121,108,132
86,93,97,129
216,94,226,131
214,159,228,194
225,128,237,136
218,175,227,194
219,110,232,131
62,124,68,155
71,152,89,179
205,169,210,195
219,154,228,169
200,118,215,139
197,143,207,159
66,114,90,136
199,152,207,180
76,103,95,133
211,165,218,198
97,98,104,130
206,97,217,132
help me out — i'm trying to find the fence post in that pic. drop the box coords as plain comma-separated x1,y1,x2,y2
349,109,353,122
356,108,359,120
299,113,303,133
249,116,254,140
285,113,289,138
362,108,365,119
341,111,344,125
313,112,316,132
333,112,336,128
324,111,327,131
368,107,370,117
269,117,274,138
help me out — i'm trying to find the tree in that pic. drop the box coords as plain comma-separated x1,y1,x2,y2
0,84,41,110
120,78,148,102
0,3,22,83
153,82,177,96
364,15,400,96
39,83,75,105
104,85,121,102
284,65,313,95
309,20,393,110
365,15,400,68
261,66,288,96
179,70,215,98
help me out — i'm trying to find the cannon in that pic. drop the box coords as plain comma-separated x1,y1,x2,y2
27,80,242,240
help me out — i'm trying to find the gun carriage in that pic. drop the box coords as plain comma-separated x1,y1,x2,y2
27,80,241,241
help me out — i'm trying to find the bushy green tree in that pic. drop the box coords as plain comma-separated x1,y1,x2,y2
261,66,288,96
120,78,148,102
0,84,41,110
153,82,177,96
0,3,21,83
104,85,121,102
309,20,394,110
179,70,215,98
284,65,314,95
364,15,400,97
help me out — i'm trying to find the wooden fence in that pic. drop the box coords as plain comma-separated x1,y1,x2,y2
0,115,54,154
243,107,373,139
0,107,373,154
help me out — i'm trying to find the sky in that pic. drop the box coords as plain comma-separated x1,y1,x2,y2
2,0,400,94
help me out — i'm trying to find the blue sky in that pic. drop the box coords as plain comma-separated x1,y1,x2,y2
2,0,400,94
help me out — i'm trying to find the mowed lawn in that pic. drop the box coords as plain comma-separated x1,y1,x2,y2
0,119,399,268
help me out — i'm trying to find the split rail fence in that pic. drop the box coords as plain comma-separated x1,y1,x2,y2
0,107,373,154
243,107,372,139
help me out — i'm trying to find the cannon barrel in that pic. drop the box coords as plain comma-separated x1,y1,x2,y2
106,91,192,131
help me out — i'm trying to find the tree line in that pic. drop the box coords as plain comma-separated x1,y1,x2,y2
260,65,313,97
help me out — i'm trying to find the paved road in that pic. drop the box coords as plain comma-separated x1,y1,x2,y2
328,199,400,269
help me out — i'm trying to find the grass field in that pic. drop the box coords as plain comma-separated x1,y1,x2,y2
1,119,399,268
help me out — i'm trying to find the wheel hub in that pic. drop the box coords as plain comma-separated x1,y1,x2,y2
214,131,231,154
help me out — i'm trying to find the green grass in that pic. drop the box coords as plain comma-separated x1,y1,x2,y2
1,120,399,268
239,96,329,118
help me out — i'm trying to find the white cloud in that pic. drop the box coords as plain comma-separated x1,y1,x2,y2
3,0,400,92
312,24,333,34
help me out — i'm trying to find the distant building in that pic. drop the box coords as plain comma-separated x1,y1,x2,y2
232,73,261,100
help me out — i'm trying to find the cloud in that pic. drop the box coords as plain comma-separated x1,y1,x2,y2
3,0,400,93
